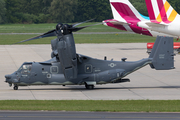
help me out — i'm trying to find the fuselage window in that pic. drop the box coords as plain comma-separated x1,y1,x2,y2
85,65,92,73
50,66,58,74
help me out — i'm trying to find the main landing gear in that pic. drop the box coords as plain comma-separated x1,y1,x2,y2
13,85,18,90
85,84,94,89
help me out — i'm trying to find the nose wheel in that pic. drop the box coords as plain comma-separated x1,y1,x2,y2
13,85,18,90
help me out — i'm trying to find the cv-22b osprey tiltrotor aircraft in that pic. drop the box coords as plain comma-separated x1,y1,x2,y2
5,20,175,90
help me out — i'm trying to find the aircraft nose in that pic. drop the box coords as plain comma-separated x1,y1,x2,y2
5,75,11,79
5,75,12,83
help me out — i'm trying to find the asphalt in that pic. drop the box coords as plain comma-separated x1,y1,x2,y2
1,43,180,100
1,111,180,120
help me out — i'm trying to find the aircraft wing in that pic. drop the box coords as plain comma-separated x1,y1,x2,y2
103,19,129,26
107,21,129,25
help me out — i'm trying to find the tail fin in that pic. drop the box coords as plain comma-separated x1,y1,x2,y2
145,0,179,23
110,0,147,21
149,36,174,70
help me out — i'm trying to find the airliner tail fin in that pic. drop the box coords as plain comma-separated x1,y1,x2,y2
145,0,179,23
109,0,146,22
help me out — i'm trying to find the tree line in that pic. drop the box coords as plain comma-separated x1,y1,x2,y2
0,0,180,24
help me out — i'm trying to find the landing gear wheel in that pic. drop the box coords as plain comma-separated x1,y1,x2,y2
85,85,94,89
13,85,18,90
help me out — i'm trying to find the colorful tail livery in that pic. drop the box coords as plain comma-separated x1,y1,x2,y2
103,0,153,36
103,0,178,38
145,0,179,23
138,0,180,38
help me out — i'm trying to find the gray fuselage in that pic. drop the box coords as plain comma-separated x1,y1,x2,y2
5,55,152,86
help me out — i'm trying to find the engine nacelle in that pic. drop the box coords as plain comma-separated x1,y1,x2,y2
57,34,78,80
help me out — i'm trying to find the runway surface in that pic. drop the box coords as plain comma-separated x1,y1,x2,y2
1,111,180,120
1,43,180,100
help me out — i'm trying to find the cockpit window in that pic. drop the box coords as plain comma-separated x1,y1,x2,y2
18,64,32,75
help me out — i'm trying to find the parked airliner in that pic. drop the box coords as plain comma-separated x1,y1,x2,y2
103,0,178,39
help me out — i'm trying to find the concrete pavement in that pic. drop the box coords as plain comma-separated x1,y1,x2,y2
1,43,180,100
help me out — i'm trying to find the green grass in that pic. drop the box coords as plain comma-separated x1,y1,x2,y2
0,34,156,45
1,100,180,112
74,34,155,43
0,23,122,33
0,23,56,33
0,34,56,44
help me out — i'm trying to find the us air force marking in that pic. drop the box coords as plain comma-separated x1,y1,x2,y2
108,63,116,68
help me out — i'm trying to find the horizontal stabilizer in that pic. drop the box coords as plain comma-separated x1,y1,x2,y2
104,20,129,25
145,22,167,27
149,36,174,70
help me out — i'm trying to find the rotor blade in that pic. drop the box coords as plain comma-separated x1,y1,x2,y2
72,18,96,27
13,29,56,44
70,23,102,32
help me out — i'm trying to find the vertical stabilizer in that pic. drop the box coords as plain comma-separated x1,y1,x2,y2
149,36,174,70
145,0,179,23
110,0,146,21
103,0,153,36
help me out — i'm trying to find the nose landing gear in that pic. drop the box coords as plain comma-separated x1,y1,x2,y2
13,85,18,90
